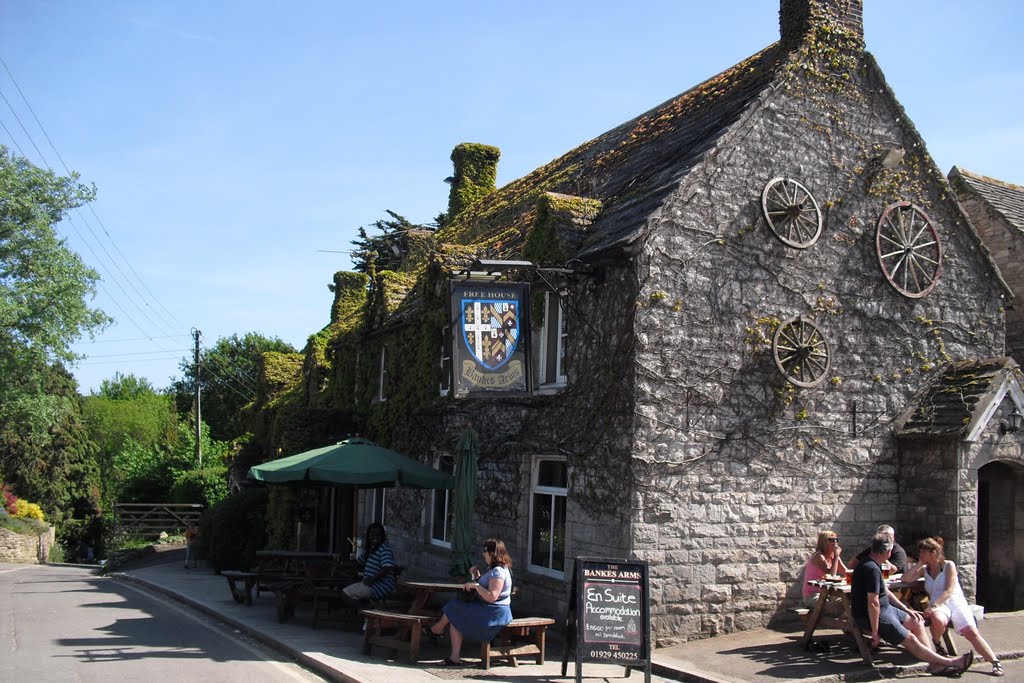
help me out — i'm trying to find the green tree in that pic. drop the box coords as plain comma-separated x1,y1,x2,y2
82,379,178,463
0,148,110,518
0,364,101,525
0,146,109,480
97,371,156,400
107,419,229,505
172,332,296,441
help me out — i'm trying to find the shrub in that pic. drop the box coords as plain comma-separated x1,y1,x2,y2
201,487,268,572
171,466,230,508
2,483,16,514
14,499,46,521
48,543,65,563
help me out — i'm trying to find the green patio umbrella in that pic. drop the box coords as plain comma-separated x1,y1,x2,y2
248,437,454,490
449,428,479,578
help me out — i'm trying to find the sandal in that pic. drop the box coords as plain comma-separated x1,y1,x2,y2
958,651,974,675
992,660,1004,677
927,652,972,678
441,657,463,667
927,664,961,677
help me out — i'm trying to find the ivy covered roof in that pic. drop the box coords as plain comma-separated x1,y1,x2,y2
436,43,789,262
949,167,1024,235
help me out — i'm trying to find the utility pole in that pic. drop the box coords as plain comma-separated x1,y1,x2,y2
192,327,202,466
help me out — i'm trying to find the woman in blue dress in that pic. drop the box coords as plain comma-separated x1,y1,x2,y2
430,538,513,666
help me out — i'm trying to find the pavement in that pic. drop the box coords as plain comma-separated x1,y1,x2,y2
97,547,1024,683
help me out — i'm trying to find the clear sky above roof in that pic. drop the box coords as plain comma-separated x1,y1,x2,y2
1,1,1021,395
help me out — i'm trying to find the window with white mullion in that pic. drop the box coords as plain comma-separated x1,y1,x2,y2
431,454,455,546
529,457,567,577
377,346,388,402
535,290,568,390
439,328,452,397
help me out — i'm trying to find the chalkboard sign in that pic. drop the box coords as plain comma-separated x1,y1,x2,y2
563,556,650,683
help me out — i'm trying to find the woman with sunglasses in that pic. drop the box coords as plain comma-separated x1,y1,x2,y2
803,530,847,607
430,538,513,666
903,537,1002,676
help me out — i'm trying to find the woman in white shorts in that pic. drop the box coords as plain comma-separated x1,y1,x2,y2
903,536,1002,677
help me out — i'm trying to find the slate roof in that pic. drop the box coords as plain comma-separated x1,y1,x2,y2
894,357,1021,439
949,167,1024,235
436,44,788,262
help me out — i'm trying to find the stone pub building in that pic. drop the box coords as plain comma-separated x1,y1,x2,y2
254,0,1024,644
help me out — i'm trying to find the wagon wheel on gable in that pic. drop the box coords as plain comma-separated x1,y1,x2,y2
772,316,831,388
875,201,943,298
761,177,823,249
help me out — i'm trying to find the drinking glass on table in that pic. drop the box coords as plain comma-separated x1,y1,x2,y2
881,561,893,580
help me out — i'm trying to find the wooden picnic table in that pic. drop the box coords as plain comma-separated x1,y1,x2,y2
398,579,466,614
797,575,950,665
222,550,358,620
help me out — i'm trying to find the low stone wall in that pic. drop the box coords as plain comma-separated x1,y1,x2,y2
0,524,56,563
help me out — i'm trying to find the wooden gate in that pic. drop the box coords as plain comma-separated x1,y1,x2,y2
114,503,203,538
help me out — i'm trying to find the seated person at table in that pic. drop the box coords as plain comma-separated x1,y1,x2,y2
343,522,396,603
851,533,972,677
902,537,1002,677
430,538,513,666
803,530,848,607
849,524,908,573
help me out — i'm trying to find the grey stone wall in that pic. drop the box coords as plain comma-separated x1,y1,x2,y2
954,191,1024,363
0,525,56,563
895,439,959,564
631,55,1005,643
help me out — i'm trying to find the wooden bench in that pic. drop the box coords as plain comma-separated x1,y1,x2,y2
222,570,291,606
222,571,260,605
481,617,556,670
361,609,435,662
310,584,360,629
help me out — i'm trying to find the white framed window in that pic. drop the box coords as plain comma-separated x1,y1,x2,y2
377,346,388,402
535,291,567,391
439,328,452,397
371,488,386,525
430,454,455,546
528,456,567,577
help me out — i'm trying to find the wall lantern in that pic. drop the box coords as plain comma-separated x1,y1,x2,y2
1001,405,1023,435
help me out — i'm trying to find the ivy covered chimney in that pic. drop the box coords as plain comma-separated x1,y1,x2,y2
779,0,864,50
446,143,500,220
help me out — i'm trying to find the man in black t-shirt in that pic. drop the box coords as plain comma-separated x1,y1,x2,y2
849,524,907,573
851,534,972,675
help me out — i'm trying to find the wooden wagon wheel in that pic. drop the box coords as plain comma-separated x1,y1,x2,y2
761,177,823,249
772,316,832,388
875,201,943,298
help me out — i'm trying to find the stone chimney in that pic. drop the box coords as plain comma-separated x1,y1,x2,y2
446,143,500,220
779,0,864,50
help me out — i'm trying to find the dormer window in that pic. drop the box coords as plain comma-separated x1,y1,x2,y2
377,345,389,402
535,290,567,392
439,327,452,397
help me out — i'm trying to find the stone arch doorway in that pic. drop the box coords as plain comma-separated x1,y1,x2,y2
976,460,1024,612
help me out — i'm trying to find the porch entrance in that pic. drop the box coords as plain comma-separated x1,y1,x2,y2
977,460,1024,612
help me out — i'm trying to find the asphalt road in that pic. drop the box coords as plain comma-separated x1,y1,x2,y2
0,562,326,682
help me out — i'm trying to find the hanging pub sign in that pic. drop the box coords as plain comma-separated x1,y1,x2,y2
449,281,530,398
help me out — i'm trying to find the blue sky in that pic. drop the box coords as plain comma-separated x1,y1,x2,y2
2,1,1021,395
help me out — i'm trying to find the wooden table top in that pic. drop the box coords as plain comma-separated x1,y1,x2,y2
399,580,466,591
